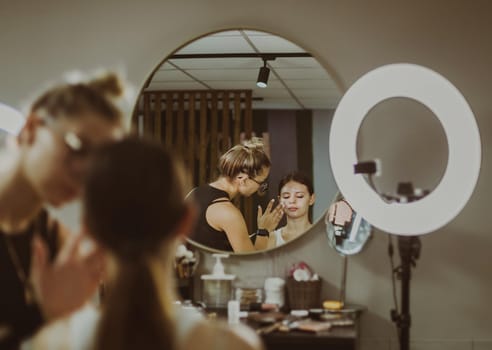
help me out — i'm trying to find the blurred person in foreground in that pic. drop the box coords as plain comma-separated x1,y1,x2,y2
24,137,263,350
0,72,126,349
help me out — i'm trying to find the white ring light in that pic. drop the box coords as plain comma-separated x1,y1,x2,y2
0,102,24,135
329,63,481,235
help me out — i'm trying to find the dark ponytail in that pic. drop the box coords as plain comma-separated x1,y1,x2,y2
95,259,175,350
84,137,187,350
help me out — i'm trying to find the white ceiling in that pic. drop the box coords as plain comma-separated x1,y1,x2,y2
145,30,341,110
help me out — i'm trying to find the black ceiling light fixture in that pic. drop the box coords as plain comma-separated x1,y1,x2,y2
256,59,270,88
168,52,311,89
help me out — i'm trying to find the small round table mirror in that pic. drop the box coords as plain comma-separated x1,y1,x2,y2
324,193,373,306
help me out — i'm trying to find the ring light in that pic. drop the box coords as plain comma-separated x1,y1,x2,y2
329,63,481,235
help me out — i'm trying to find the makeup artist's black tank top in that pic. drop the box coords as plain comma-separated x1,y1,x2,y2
0,209,59,350
188,185,233,252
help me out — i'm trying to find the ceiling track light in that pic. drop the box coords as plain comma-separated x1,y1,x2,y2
256,59,271,88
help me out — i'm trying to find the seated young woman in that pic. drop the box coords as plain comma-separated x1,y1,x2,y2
267,171,316,249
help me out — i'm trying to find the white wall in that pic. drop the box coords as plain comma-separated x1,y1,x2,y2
312,109,337,220
2,1,492,349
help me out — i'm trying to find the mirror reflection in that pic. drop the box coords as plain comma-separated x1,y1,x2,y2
132,29,341,254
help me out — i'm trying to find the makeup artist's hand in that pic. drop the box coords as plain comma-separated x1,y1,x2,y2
257,199,284,232
30,233,105,321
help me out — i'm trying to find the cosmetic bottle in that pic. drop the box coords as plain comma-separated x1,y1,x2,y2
201,254,235,308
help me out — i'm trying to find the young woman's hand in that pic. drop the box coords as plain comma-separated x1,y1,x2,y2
30,232,105,321
257,199,284,232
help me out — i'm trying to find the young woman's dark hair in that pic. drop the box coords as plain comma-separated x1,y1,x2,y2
83,137,187,350
277,171,314,195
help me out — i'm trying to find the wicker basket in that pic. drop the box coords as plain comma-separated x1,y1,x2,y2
286,277,321,309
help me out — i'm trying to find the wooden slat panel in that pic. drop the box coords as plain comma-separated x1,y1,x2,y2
165,92,173,147
199,92,207,185
210,91,218,180
244,90,253,139
154,92,162,141
188,93,195,181
233,92,241,145
138,88,257,234
221,92,230,154
177,92,185,153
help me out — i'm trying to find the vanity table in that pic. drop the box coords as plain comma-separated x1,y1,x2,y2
204,307,362,350
258,320,359,350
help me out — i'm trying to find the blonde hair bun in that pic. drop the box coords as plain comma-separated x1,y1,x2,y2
217,137,271,178
87,72,124,99
242,137,265,151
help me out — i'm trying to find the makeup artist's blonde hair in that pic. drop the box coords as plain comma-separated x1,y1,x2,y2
217,137,271,178
30,72,123,123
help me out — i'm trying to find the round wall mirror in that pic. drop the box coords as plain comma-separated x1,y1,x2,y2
132,29,342,254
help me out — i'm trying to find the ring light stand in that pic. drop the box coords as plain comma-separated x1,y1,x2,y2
393,235,420,350
387,183,425,350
